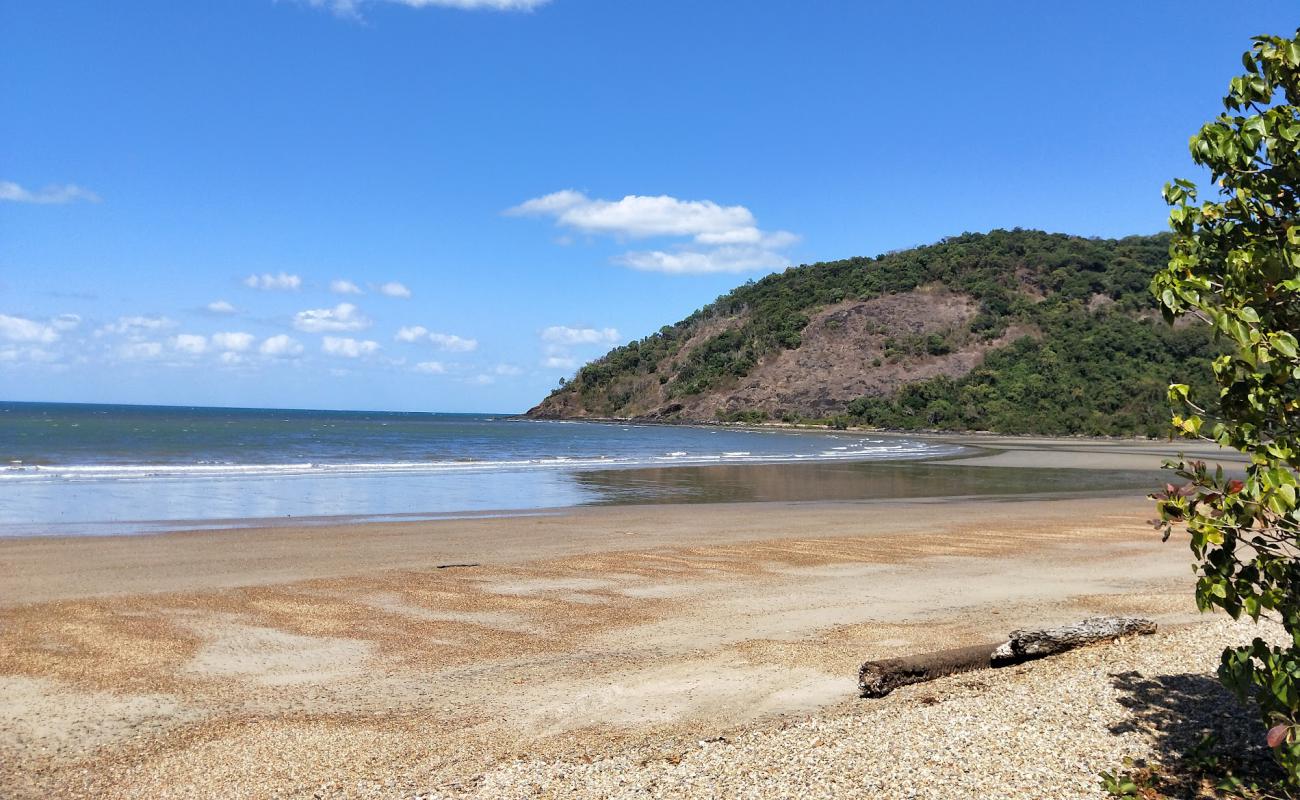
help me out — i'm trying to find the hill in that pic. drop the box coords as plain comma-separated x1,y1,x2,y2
526,229,1215,437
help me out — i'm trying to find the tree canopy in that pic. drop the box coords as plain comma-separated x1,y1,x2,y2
1152,29,1300,788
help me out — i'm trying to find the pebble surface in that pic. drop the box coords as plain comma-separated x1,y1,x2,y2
447,618,1275,800
6,615,1276,799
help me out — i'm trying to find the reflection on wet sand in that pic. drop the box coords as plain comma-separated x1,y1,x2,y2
571,460,1163,506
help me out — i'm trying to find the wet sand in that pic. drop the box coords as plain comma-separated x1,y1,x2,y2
0,438,1252,797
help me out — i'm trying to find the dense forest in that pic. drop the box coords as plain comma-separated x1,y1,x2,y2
529,229,1216,437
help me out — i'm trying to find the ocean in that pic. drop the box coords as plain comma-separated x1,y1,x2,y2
0,401,977,536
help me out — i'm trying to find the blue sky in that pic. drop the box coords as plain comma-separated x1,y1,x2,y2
1,1,1295,412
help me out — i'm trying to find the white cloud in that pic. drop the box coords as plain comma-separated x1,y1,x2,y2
507,191,756,240
428,332,478,352
0,314,60,343
378,281,412,299
508,190,798,275
494,363,523,375
541,325,620,345
616,244,790,274
306,0,550,18
260,334,304,357
293,302,370,333
98,316,176,338
413,360,446,374
399,0,548,7
539,326,617,371
468,374,495,385
119,341,163,360
212,331,255,352
0,345,57,364
244,272,302,291
322,336,380,358
51,314,81,332
207,300,237,314
0,180,100,205
395,325,428,342
172,334,208,355
330,279,363,295
219,351,244,365
395,326,477,351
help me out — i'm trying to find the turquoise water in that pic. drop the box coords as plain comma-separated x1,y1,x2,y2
0,401,966,536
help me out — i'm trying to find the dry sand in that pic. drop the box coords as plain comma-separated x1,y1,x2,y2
0,442,1274,798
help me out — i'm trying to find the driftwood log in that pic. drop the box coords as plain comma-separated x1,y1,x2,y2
858,643,1002,698
858,616,1156,698
990,616,1157,665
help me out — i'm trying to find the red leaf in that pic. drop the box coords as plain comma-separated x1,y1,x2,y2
1227,479,1245,494
1268,724,1289,748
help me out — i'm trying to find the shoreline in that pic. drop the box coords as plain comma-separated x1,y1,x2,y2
0,493,1158,604
0,433,1241,540
518,412,1192,442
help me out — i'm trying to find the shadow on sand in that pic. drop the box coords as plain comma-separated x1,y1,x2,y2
1109,669,1283,791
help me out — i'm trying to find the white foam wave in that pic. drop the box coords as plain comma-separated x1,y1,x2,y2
1,441,960,483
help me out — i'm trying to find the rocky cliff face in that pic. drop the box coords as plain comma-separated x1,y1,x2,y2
528,286,1030,421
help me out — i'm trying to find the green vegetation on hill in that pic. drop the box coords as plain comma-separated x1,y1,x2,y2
841,310,1209,436
537,229,1216,437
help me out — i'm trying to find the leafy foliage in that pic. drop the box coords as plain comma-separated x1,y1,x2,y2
1099,741,1287,800
845,307,1211,436
1151,30,1300,790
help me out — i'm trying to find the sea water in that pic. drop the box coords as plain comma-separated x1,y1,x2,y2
0,401,970,536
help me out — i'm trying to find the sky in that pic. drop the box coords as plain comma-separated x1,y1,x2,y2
1,1,1296,413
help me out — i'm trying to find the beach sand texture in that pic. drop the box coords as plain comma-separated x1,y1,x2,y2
2,473,1276,799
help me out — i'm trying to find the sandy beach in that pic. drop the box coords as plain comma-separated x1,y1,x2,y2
0,439,1272,798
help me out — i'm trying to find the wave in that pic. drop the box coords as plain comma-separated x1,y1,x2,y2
0,441,960,482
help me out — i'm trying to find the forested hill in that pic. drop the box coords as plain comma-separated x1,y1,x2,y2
527,229,1215,437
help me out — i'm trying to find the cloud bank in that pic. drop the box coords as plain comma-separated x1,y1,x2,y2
212,332,256,352
538,325,620,370
293,303,371,333
0,180,100,205
428,332,476,352
0,314,62,343
260,335,304,357
305,0,549,18
395,325,478,351
244,272,302,291
507,190,798,274
541,325,620,345
322,336,381,358
377,281,412,299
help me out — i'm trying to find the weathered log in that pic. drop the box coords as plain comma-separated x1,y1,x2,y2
858,616,1156,697
858,643,1002,698
990,616,1156,665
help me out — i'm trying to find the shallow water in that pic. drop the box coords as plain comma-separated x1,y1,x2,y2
1,401,968,535
0,456,1163,537
0,401,1163,537
0,401,949,476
